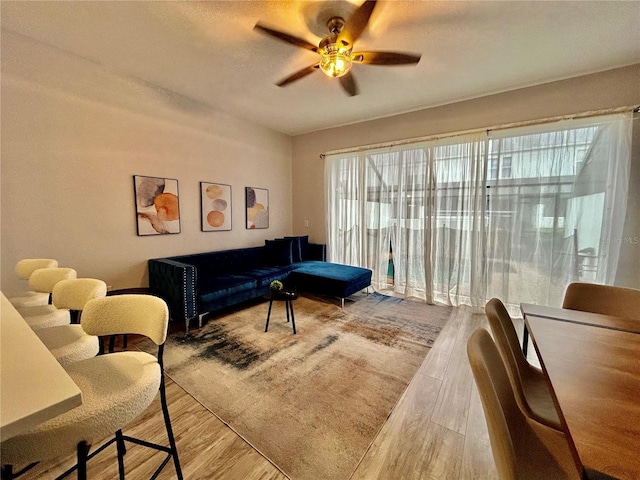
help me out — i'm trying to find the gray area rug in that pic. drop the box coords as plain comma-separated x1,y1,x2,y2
153,293,453,480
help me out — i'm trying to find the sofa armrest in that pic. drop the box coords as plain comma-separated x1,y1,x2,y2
148,258,197,322
308,243,327,261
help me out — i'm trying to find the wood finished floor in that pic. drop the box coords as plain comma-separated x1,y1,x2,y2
16,302,533,479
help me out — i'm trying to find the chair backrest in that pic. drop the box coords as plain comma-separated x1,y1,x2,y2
81,294,169,345
15,259,58,280
28,268,77,293
52,278,108,310
467,328,581,480
563,282,640,320
484,298,536,418
467,328,522,480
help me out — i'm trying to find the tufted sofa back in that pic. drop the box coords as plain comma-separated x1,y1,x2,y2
172,247,264,276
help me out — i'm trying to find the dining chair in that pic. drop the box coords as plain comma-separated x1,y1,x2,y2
0,294,183,480
8,259,59,308
485,298,562,430
563,282,640,320
467,328,581,480
15,268,79,330
34,278,107,367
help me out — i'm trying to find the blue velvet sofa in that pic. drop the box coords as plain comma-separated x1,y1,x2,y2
148,236,372,332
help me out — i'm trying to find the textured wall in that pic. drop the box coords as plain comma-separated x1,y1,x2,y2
1,32,292,294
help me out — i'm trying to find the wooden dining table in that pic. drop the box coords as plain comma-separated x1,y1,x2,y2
0,292,82,441
522,305,640,480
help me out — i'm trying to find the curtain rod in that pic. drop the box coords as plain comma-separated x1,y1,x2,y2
319,105,639,158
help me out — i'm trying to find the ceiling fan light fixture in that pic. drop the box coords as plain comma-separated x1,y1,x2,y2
318,36,352,78
319,51,352,78
255,1,421,95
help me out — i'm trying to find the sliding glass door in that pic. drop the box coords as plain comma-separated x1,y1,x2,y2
484,117,631,310
325,113,633,309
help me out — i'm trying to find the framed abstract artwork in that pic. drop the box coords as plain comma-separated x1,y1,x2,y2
133,175,181,235
201,182,232,232
245,187,269,229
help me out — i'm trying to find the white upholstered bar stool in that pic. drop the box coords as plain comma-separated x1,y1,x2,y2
0,294,183,480
34,279,107,367
8,259,59,307
16,268,78,330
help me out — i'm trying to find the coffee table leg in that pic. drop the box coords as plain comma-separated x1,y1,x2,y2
265,300,274,332
288,301,297,335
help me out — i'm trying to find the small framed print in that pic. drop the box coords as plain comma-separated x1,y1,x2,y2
245,187,269,229
201,182,232,232
133,175,180,235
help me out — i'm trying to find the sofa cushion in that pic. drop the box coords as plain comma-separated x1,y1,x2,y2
264,239,293,266
241,266,296,288
198,275,257,303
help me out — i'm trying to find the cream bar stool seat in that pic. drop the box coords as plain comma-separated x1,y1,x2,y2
485,298,562,430
17,268,78,330
0,294,183,480
8,259,59,308
34,279,107,367
467,328,581,480
563,282,640,320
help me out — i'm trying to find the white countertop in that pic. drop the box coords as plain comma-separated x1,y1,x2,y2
1,292,82,441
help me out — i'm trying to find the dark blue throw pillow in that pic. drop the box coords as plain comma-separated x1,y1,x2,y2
298,235,309,261
264,239,293,266
285,236,303,263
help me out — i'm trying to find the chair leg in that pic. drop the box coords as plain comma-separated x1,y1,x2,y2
116,430,126,480
159,375,183,480
1,463,39,480
522,324,529,356
76,441,89,480
1,465,13,480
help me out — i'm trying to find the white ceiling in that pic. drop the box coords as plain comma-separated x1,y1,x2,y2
2,1,639,136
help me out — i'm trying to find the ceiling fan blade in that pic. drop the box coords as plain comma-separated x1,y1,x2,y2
338,0,377,47
352,51,421,65
339,71,359,96
276,64,320,87
254,23,318,52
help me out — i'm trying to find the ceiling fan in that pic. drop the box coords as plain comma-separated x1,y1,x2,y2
254,0,421,96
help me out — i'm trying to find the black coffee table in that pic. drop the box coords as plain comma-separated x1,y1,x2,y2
264,290,298,334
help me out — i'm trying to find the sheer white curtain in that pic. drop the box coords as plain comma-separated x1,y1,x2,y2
325,132,487,303
566,115,632,285
324,113,632,309
429,133,487,306
485,114,633,311
325,152,366,268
